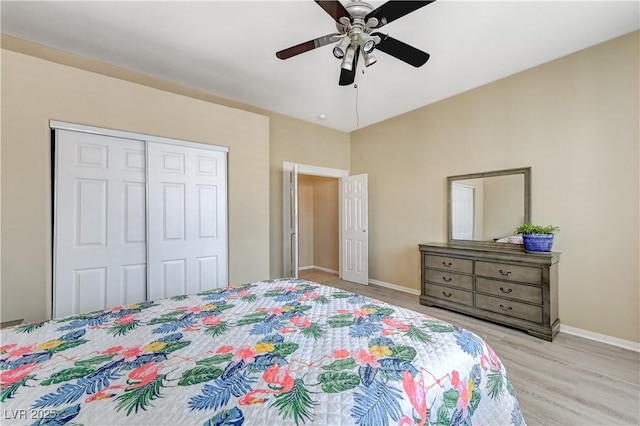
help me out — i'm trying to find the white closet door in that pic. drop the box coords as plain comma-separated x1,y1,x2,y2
147,142,227,299
54,130,147,318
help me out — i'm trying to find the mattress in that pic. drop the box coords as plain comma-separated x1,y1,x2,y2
1,278,525,425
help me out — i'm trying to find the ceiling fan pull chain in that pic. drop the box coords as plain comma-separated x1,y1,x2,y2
354,83,360,128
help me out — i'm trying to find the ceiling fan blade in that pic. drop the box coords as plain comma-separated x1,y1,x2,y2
314,0,350,23
276,33,341,60
366,1,435,29
371,33,430,67
339,47,360,86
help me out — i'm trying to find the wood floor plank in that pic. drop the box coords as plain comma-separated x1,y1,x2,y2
299,270,640,426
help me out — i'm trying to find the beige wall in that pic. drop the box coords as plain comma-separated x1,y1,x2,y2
0,35,351,283
1,31,638,343
0,36,351,324
1,48,270,323
312,176,339,271
298,174,315,267
268,119,350,278
482,174,525,240
351,31,639,342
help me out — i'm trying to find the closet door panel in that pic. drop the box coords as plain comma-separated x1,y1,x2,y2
76,179,108,246
54,126,228,317
198,256,219,290
54,130,147,318
162,259,187,297
74,267,107,313
147,143,227,300
122,264,147,304
198,185,218,238
162,183,186,240
124,182,146,243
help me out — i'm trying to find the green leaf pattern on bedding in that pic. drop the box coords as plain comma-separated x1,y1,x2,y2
0,279,525,425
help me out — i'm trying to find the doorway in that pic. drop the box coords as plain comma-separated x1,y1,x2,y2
283,162,368,285
298,174,339,275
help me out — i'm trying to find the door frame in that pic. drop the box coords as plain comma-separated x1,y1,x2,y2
50,121,229,153
283,162,349,278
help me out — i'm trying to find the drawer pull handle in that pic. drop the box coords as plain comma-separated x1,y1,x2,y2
442,262,452,267
442,291,452,297
442,276,452,282
499,287,512,294
499,269,512,276
499,304,513,311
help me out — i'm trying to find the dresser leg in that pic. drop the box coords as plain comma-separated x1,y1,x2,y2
419,296,436,307
526,319,560,342
527,329,553,342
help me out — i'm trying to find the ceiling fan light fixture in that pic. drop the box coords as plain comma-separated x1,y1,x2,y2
332,36,351,59
341,45,356,71
363,51,377,67
362,37,376,54
363,39,375,54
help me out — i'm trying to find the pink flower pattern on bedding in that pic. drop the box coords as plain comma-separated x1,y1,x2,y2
1,279,525,425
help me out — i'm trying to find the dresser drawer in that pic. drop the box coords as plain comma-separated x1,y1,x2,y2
475,261,541,285
476,278,542,304
423,283,473,306
475,294,542,323
424,269,473,290
424,255,473,274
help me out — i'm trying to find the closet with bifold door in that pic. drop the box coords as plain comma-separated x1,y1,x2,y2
52,123,228,319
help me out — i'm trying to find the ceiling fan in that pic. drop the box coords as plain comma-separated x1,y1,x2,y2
276,0,435,86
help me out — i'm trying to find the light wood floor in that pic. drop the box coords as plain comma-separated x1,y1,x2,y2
299,269,640,426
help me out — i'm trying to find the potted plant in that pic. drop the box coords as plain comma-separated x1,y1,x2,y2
514,223,560,253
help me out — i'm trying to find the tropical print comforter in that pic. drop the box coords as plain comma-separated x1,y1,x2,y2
1,278,525,425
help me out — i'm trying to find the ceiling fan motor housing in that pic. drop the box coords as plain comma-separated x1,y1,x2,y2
336,1,380,52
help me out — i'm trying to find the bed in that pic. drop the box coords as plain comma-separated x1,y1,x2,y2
1,278,525,425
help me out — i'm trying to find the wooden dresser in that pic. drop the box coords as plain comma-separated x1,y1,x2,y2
419,243,559,341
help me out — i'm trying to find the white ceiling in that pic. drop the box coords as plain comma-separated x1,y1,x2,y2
1,1,638,132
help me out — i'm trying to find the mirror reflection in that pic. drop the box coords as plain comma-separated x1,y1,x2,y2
448,168,530,243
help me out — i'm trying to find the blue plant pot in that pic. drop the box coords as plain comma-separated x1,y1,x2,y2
522,234,554,253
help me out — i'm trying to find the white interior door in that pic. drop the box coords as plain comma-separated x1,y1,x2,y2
452,183,475,240
282,164,298,277
54,130,147,318
341,174,368,285
147,142,227,299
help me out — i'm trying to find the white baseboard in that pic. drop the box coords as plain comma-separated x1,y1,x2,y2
368,278,421,296
313,272,639,352
559,324,639,352
299,265,339,275
368,278,639,353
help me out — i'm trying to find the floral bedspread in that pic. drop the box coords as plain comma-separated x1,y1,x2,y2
1,278,525,425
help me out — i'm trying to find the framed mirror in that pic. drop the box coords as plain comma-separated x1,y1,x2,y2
447,167,531,246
